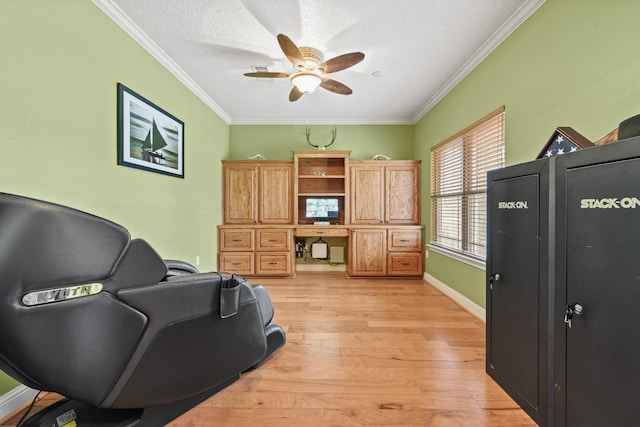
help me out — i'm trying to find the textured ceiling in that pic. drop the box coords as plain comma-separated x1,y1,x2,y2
96,0,544,124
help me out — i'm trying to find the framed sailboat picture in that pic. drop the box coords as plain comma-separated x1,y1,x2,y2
117,83,184,178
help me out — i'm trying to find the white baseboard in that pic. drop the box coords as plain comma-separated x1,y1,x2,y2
424,273,486,322
0,385,39,422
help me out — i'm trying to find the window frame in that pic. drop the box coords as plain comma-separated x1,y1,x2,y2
429,107,505,268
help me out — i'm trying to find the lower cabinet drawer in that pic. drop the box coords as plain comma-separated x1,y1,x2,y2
219,252,254,275
388,229,422,252
256,229,291,251
219,229,254,251
295,227,349,237
255,252,291,276
387,252,422,276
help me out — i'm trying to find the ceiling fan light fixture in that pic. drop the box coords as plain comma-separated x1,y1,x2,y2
291,72,322,93
245,34,362,101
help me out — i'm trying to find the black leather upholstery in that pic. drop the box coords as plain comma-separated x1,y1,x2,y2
0,193,285,426
164,259,201,277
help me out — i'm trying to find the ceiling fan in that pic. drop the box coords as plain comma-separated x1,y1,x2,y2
244,34,365,102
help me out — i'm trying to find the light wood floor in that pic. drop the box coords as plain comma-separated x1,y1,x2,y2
2,273,535,426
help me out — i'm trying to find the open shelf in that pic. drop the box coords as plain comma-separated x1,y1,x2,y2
298,177,345,195
297,158,346,177
294,151,351,225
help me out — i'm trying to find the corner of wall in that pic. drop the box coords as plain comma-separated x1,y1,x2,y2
0,385,39,423
424,273,486,322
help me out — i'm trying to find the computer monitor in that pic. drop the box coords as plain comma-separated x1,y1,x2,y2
305,198,339,219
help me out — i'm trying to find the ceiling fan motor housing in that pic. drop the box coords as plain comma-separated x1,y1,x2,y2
298,47,323,71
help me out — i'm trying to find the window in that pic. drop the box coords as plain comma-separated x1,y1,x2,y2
430,107,505,263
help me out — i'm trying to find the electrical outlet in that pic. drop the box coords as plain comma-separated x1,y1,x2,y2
425,250,429,259
196,256,200,265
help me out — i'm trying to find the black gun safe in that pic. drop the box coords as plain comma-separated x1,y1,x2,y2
487,135,640,426
553,136,640,426
486,158,553,426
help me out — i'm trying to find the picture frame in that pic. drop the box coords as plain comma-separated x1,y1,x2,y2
117,83,184,178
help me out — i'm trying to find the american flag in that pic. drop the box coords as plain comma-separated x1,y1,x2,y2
543,134,580,157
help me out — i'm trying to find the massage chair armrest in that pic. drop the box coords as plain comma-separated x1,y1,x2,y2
117,272,257,325
252,284,276,327
106,273,269,408
164,259,200,278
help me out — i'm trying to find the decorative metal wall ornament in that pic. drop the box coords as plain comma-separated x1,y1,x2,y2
306,127,336,150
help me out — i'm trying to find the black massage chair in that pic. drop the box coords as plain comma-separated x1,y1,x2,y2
0,193,285,426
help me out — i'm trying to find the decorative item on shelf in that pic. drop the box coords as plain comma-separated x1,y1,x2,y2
593,113,640,146
248,154,265,160
536,127,595,159
617,113,640,141
595,128,619,145
371,154,391,160
305,127,336,150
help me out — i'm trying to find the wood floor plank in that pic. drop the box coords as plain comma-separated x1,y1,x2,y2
169,273,534,426
1,272,535,426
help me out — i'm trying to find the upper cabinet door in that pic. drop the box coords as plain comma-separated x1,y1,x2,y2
223,163,258,224
385,163,420,225
350,161,421,225
259,163,294,224
223,161,294,225
350,164,384,224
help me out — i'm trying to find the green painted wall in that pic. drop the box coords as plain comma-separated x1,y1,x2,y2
416,0,640,307
3,0,639,406
0,376,20,400
0,0,228,397
229,124,415,160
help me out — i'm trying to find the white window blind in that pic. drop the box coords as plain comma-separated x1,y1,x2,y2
430,107,505,261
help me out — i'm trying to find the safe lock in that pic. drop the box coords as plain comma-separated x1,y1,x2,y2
488,273,501,289
564,303,583,328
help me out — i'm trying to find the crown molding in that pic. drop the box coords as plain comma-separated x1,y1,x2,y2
92,0,232,124
229,117,414,125
93,0,544,126
412,0,546,123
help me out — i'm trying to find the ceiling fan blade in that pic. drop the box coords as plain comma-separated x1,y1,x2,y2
320,78,353,95
277,34,305,69
244,72,290,78
318,52,365,74
289,86,304,102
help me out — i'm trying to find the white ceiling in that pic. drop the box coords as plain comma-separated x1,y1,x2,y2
95,0,544,124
